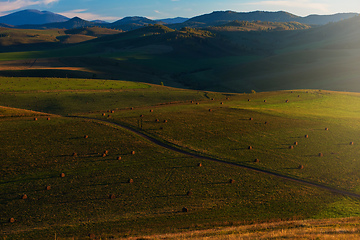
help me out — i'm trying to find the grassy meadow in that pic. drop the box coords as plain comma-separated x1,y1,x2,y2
1,77,360,239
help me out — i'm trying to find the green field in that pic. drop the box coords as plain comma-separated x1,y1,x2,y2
1,77,360,239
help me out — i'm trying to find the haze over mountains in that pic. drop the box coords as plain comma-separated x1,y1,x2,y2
0,9,358,30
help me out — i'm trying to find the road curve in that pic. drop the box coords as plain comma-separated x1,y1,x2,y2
71,116,360,200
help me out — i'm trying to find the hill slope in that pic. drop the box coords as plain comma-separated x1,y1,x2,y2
0,9,69,25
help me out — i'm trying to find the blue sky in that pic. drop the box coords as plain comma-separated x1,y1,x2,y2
0,0,359,21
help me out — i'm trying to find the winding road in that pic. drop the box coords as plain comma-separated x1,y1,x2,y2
72,115,360,200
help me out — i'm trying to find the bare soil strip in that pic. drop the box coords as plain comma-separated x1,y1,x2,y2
71,116,360,200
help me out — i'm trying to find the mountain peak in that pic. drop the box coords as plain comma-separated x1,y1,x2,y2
0,9,69,26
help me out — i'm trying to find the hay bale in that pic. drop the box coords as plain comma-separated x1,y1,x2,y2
196,102,199,105
264,100,267,102
248,146,252,150
229,179,235,184
325,128,329,131
289,146,294,149
163,120,168,123
298,95,300,97
264,121,268,124
130,107,134,110
104,150,108,154
109,194,116,199
220,102,223,105
198,163,202,167
128,178,134,183
305,135,309,138
140,115,144,118
46,186,51,190
150,109,153,112
84,135,88,139
117,156,122,160
155,119,159,122
34,118,37,121
72,152,77,157
9,218,15,223
298,165,304,169
47,117,50,121
60,173,65,178
226,97,230,100
182,207,188,212
186,191,192,196
319,153,323,157
111,110,114,113
294,142,298,145
211,98,214,101
102,153,107,157
107,115,111,118
285,100,289,103
248,99,251,102
21,194,28,200
249,117,253,120
254,159,259,163
350,142,354,145
209,109,212,112
131,151,135,155
102,113,106,116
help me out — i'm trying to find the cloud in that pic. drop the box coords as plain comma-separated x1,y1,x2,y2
0,0,59,16
58,9,119,21
246,0,330,14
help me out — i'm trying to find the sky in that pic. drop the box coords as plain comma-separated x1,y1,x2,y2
0,0,359,22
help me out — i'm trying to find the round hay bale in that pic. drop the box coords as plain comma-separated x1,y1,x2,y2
254,159,259,163
198,163,202,167
102,153,107,157
209,109,212,112
21,194,28,200
229,179,235,184
84,135,88,139
319,153,323,157
196,102,199,105
104,150,108,154
264,121,268,124
102,113,106,116
111,110,114,113
264,100,267,103
226,97,230,100
131,151,135,155
350,142,354,145
130,107,134,110
47,117,50,121
182,207,188,212
45,186,51,190
285,100,289,103
190,101,193,103
109,194,116,199
305,135,309,138
163,120,168,123
294,142,298,145
211,98,214,101
60,173,65,178
128,178,134,183
72,152,77,157
325,128,329,131
155,119,159,122
298,165,304,169
249,117,253,120
248,146,252,150
117,156,122,160
220,102,223,105
150,109,153,112
186,191,192,196
298,95,300,97
248,99,251,102
289,146,294,149
34,118,37,121
107,115,111,118
9,218,15,223
140,115,144,118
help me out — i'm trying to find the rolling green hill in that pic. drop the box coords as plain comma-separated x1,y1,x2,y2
1,77,360,239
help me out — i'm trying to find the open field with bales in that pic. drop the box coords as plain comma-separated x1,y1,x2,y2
1,77,360,239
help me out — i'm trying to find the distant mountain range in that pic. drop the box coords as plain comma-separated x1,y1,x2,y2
0,9,358,31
